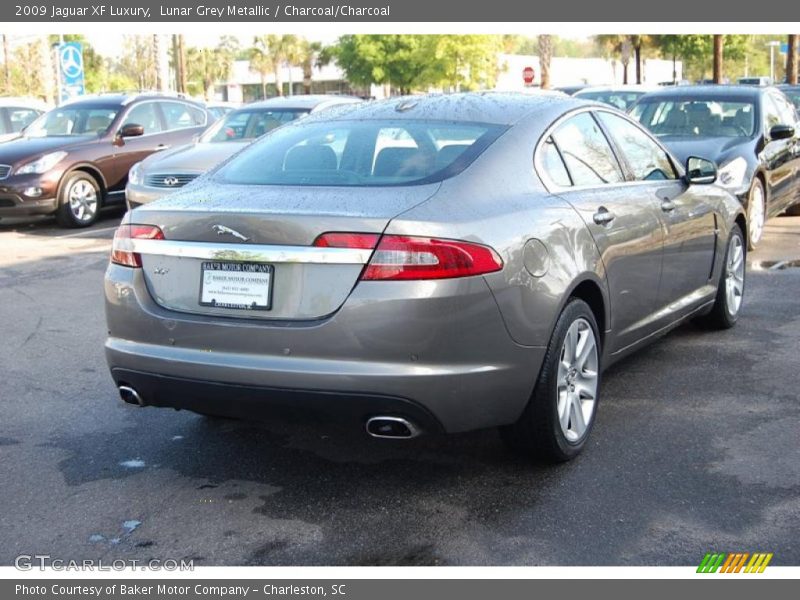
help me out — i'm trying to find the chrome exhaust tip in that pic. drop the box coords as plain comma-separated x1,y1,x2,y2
119,385,145,407
365,416,420,439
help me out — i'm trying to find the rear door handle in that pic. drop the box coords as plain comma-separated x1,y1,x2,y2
661,199,676,212
593,207,615,225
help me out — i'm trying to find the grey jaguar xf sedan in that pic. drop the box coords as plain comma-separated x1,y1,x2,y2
105,93,746,462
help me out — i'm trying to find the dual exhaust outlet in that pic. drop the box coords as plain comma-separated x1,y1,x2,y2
118,385,420,439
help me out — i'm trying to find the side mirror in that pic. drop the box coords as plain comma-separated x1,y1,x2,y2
685,156,717,185
118,123,144,138
768,123,795,141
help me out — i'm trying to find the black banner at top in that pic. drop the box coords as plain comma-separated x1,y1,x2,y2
0,0,787,22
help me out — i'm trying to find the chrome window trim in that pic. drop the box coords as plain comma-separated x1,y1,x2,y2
534,106,685,194
131,239,373,265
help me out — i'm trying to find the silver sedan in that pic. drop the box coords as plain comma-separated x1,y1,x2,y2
105,93,746,462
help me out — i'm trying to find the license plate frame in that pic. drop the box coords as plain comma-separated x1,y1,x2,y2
199,261,274,311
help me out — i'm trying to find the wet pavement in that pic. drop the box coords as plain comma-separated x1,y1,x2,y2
0,212,798,566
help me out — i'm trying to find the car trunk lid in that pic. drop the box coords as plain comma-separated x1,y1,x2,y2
130,181,440,320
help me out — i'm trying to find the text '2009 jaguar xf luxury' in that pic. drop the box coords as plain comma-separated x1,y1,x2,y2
105,93,746,462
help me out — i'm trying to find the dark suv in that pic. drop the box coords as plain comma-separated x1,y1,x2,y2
0,93,208,227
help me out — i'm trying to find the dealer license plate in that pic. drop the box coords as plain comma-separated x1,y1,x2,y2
199,262,273,311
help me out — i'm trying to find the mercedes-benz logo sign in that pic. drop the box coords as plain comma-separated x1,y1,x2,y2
163,177,180,186
60,45,83,79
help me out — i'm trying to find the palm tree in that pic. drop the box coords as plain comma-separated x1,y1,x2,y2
249,44,274,99
538,35,553,89
297,40,324,95
596,35,632,84
187,44,233,100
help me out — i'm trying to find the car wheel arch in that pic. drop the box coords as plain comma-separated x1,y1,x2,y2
58,164,107,202
546,275,609,353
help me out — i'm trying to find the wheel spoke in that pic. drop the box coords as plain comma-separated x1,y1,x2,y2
559,390,571,431
570,396,586,435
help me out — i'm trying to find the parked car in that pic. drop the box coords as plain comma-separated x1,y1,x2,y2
126,95,363,208
738,76,773,86
776,84,800,109
630,85,800,249
0,93,209,227
555,84,592,96
204,101,239,121
573,85,656,111
0,97,49,143
105,93,746,462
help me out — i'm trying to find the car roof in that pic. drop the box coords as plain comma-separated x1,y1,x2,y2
60,92,206,108
575,85,655,94
245,95,363,111
637,84,769,100
300,92,580,126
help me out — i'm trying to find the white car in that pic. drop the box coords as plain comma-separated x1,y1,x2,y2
0,97,49,143
573,85,658,111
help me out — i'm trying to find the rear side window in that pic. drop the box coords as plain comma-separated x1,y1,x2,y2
539,137,572,187
160,102,206,130
215,119,505,187
596,112,677,181
550,112,624,186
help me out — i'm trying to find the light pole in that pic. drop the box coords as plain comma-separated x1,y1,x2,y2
767,40,781,83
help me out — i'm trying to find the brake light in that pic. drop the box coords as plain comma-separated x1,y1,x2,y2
111,224,165,267
315,232,502,280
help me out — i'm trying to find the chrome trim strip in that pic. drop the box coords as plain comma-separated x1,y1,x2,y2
131,239,373,264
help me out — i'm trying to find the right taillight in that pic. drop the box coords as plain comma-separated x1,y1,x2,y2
110,224,165,267
314,232,502,281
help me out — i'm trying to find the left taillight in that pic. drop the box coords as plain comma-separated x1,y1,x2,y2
110,224,165,268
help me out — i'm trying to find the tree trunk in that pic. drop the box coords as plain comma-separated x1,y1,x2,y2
177,35,187,94
261,78,267,100
622,61,629,85
2,34,10,93
713,35,723,84
538,35,552,89
788,35,799,85
635,44,642,84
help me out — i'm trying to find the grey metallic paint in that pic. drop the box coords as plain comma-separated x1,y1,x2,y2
104,93,745,433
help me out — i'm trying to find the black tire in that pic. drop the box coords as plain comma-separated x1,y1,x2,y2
56,171,101,228
696,224,746,330
785,204,800,217
501,298,601,463
745,178,765,251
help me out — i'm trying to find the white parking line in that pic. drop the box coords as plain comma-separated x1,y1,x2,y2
55,225,119,239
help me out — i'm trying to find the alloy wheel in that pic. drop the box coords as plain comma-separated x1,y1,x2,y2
68,179,98,224
748,184,765,247
556,317,599,443
725,232,745,317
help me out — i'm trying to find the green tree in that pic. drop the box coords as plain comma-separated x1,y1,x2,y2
423,35,501,91
331,35,430,94
186,41,235,99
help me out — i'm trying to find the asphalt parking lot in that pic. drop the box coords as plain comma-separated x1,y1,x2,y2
0,209,798,566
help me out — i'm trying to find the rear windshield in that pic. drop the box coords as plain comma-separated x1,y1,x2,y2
577,91,644,110
200,108,310,143
631,98,756,137
214,119,505,186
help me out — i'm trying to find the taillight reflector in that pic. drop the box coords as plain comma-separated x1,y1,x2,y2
110,224,165,267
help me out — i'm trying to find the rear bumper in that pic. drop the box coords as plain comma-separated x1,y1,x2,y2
104,264,544,433
110,368,445,433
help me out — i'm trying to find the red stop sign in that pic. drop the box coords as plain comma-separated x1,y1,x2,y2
523,66,535,84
